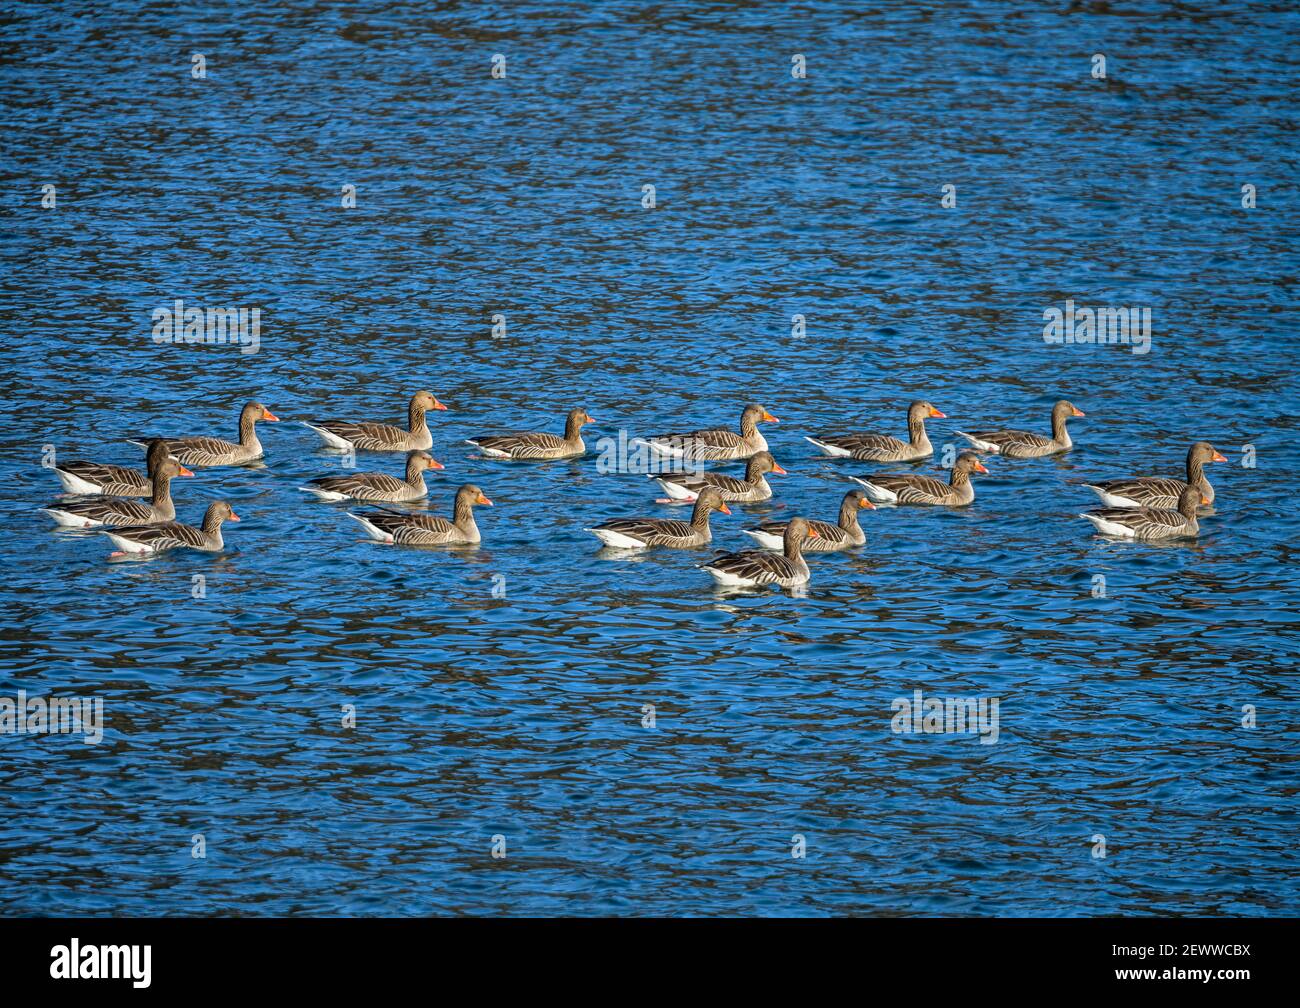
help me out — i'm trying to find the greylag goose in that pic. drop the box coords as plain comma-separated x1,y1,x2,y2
636,403,778,462
51,438,174,497
300,450,442,502
41,459,192,527
1078,486,1206,540
300,390,446,452
349,484,492,545
700,516,819,588
587,487,732,549
652,450,785,503
131,401,279,466
851,451,988,506
806,401,946,461
1083,441,1227,508
742,489,874,551
466,408,593,460
104,501,239,556
955,400,1083,457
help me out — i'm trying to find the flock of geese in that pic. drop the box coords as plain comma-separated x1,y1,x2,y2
40,392,1228,588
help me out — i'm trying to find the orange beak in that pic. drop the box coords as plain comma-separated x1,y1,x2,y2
228,510,240,522
178,465,195,477
428,459,445,470
1212,451,1227,462
1072,408,1085,417
973,461,989,473
807,526,820,538
859,498,875,509
1201,495,1211,505
929,408,946,419
262,409,280,422
771,462,787,475
761,411,779,423
477,493,493,506
719,503,732,515
584,413,595,423
433,399,448,411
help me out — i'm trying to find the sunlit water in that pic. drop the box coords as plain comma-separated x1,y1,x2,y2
1,1,1297,916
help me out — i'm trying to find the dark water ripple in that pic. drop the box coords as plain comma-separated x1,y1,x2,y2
0,1,1297,915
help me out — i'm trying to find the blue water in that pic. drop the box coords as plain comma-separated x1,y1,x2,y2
1,1,1298,916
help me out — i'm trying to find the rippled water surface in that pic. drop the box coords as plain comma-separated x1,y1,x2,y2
1,1,1298,916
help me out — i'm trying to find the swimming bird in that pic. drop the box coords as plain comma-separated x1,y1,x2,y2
955,400,1083,458
742,489,874,551
466,408,593,460
50,438,175,497
300,450,442,502
1082,441,1227,508
805,401,945,461
348,484,492,545
851,451,988,506
41,459,192,527
1078,486,1206,540
636,403,778,463
587,487,732,549
103,501,240,557
300,390,447,452
700,516,819,588
651,450,785,503
130,401,279,466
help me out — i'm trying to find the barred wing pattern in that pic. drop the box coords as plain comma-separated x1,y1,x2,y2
160,436,247,466
310,473,420,501
817,433,912,460
1087,505,1193,537
753,519,846,551
470,432,576,459
645,428,747,461
868,473,953,504
110,521,208,551
58,461,150,496
593,518,697,546
1089,476,1189,509
961,429,1055,457
54,498,162,525
317,420,414,451
703,550,802,585
355,512,462,544
659,471,752,497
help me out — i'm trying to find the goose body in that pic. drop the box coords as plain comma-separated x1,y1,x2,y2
103,501,239,556
806,401,944,462
301,391,445,452
301,451,441,502
852,451,988,506
42,459,191,528
701,516,818,588
1083,441,1226,509
349,484,491,545
467,408,592,460
50,439,173,497
1079,487,1204,540
956,400,1084,458
637,404,777,462
743,490,872,551
131,401,279,466
588,488,731,549
652,451,784,503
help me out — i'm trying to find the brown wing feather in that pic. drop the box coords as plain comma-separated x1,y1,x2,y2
165,436,243,465
61,461,150,495
312,473,411,498
596,518,695,544
1091,476,1188,507
705,550,799,585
